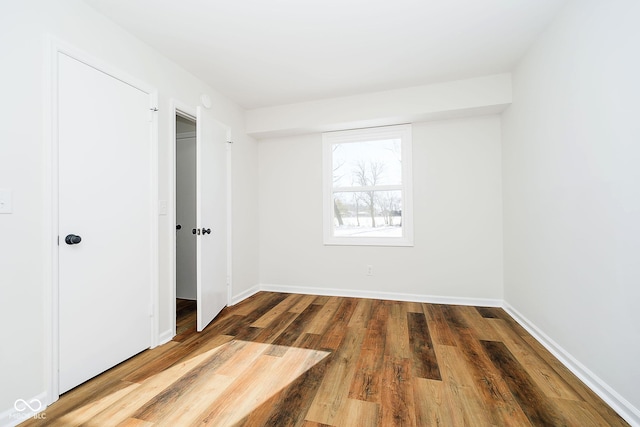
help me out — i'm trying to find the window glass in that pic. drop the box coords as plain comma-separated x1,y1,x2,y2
323,124,413,246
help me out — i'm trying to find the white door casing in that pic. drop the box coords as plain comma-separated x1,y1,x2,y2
57,52,154,393
195,106,228,331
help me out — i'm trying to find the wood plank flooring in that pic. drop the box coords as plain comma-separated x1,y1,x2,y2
21,292,628,426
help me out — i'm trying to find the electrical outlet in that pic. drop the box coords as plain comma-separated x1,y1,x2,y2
366,265,373,276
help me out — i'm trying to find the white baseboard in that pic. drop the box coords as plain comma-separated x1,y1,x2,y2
0,391,48,427
229,284,261,306
503,301,640,427
157,329,174,346
259,283,502,307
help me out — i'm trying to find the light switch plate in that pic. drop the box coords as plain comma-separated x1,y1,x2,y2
0,189,12,214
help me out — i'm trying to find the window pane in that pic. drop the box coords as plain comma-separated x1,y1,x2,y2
333,190,403,237
332,139,402,188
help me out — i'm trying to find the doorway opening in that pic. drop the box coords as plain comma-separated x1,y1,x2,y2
171,103,230,337
175,113,197,333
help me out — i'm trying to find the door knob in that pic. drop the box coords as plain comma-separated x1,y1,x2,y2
65,234,82,245
202,228,211,235
176,224,182,230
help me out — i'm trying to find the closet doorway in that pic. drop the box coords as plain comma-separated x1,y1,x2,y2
175,115,198,332
173,106,229,335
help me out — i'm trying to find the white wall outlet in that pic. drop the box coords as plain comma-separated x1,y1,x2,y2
0,189,12,214
366,265,373,276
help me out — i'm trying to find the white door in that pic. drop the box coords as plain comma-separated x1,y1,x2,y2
58,53,153,393
195,107,228,331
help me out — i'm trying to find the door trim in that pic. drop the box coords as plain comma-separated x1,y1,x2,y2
168,100,233,340
44,37,159,404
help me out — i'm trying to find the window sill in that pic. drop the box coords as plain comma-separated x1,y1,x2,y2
323,236,414,247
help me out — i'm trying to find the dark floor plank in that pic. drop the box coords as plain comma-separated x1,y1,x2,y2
482,340,568,426
407,311,441,380
476,306,501,318
521,335,630,426
442,305,533,426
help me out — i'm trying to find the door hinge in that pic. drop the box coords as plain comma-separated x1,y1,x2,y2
226,140,233,144
148,107,158,122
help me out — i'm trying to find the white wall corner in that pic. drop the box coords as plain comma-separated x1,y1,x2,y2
229,285,261,306
0,391,48,427
259,283,502,308
503,301,640,427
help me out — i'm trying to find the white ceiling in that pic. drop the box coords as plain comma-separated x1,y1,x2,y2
84,0,566,109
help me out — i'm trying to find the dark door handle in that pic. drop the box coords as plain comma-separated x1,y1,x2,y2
65,234,82,245
176,224,182,230
192,228,200,235
202,228,211,235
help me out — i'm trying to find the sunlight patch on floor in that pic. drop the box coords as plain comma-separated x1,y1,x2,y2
54,341,330,426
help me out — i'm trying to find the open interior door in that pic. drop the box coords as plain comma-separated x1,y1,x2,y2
195,106,228,331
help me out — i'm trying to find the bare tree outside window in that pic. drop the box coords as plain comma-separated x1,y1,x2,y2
332,145,345,226
352,159,385,228
330,138,403,237
324,124,413,246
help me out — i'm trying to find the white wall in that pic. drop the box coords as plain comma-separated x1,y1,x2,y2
0,0,259,417
259,116,503,302
246,74,512,139
502,0,640,421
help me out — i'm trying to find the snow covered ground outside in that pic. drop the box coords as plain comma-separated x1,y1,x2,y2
333,216,402,237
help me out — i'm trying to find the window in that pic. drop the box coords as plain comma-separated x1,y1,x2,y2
323,124,413,246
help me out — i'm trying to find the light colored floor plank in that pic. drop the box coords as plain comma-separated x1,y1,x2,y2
335,398,379,427
305,327,366,425
250,293,302,328
304,297,342,335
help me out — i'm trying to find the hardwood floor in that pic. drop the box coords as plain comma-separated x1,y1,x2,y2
176,298,197,336
22,292,628,426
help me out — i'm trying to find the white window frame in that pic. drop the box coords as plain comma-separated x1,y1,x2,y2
322,124,413,247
